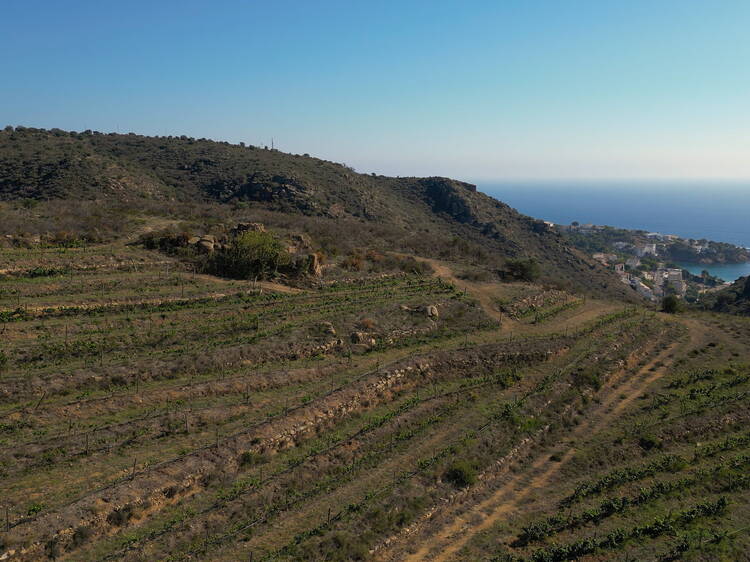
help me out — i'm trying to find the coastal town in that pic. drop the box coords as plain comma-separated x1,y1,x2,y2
555,223,749,302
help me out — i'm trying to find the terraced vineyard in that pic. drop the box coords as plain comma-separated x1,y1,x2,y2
394,314,750,562
1,243,747,561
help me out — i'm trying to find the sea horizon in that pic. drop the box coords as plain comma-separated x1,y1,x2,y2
477,180,750,282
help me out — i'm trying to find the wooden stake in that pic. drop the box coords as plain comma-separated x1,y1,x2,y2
33,391,47,411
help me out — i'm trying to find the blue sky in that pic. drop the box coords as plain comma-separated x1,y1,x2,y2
2,0,749,180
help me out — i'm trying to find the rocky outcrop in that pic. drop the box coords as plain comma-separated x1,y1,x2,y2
421,177,477,224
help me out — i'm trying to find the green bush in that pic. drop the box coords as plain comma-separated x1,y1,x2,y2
444,460,477,488
503,258,541,282
71,525,93,547
238,451,269,467
661,294,681,313
638,434,663,451
207,231,290,280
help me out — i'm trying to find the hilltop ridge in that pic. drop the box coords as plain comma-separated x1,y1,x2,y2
0,126,635,300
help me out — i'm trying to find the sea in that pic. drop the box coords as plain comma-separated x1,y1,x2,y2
478,181,750,282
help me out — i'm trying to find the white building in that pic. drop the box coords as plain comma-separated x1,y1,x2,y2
635,243,658,257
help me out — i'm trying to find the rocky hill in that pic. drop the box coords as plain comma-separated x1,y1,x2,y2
0,126,636,300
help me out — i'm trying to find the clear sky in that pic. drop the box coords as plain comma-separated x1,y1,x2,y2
2,0,749,181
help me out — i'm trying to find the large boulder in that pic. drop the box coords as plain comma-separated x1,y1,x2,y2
197,237,215,252
308,253,322,276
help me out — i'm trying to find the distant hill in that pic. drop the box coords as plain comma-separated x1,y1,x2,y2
558,223,750,265
0,126,637,300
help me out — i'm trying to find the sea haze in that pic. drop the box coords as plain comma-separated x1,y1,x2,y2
478,181,750,282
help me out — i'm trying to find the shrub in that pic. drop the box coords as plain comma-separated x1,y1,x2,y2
318,531,369,561
638,434,662,451
503,258,540,282
661,295,681,313
443,460,477,488
26,503,44,516
106,505,135,526
138,229,191,252
71,525,93,547
357,317,376,330
239,451,268,467
207,231,290,280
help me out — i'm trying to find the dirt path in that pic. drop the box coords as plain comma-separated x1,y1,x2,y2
417,257,505,323
381,316,706,561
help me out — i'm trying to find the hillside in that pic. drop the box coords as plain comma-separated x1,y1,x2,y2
702,275,750,316
0,127,634,301
3,128,750,562
3,229,750,562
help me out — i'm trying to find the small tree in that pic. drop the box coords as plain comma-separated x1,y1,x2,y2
503,258,541,282
444,460,477,488
208,231,290,279
661,294,680,313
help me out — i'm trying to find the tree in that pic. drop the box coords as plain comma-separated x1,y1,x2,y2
208,231,290,279
444,460,477,488
503,258,540,282
661,294,680,313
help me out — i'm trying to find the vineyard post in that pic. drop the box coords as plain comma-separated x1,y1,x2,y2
131,458,137,480
34,390,46,411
